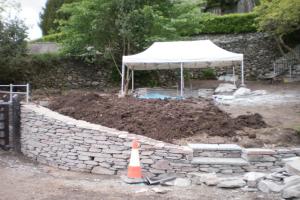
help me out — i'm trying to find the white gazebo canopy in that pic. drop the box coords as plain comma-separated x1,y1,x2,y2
121,40,244,96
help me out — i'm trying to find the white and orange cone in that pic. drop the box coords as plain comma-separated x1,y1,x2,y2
127,140,142,179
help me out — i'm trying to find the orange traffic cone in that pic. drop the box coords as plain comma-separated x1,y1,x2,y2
127,140,142,179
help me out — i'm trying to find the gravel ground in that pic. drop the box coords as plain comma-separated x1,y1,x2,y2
0,150,282,200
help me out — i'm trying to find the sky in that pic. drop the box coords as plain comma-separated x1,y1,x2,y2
2,0,47,40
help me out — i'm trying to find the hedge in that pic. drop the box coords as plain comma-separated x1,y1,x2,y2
196,13,258,34
33,33,65,43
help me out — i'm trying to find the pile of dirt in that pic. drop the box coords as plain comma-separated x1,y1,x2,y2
49,91,268,143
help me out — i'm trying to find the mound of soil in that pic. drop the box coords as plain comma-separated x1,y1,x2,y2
49,92,267,143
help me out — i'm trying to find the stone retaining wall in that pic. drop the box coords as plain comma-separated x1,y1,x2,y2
193,33,280,79
21,104,193,177
21,104,300,176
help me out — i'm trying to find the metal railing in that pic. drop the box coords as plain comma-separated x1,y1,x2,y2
273,46,300,77
0,84,30,103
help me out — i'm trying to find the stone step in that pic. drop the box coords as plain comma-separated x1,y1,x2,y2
192,157,248,166
188,144,242,151
188,144,242,158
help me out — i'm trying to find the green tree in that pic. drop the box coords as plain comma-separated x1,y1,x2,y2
255,0,300,61
39,0,77,36
0,17,28,83
59,0,204,93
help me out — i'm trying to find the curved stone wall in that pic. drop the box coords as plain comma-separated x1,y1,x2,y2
21,104,193,176
21,104,300,176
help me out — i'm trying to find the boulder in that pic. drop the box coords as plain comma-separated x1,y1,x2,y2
265,171,289,182
243,172,266,187
173,178,191,187
257,180,283,193
233,87,251,97
283,175,300,188
285,158,300,176
217,178,246,188
192,173,219,186
215,83,237,93
282,183,300,199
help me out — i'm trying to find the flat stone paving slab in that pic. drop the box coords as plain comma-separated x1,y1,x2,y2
285,158,300,176
192,157,248,166
188,144,242,151
243,148,276,155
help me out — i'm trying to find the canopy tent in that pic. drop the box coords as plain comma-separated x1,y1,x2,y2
121,40,244,96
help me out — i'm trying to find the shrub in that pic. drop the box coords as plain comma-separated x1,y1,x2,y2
195,13,258,35
33,33,65,43
201,68,216,80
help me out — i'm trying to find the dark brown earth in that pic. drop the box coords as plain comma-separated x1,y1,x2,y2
50,91,267,143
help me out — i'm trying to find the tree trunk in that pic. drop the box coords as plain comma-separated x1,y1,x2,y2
278,34,300,63
275,36,285,57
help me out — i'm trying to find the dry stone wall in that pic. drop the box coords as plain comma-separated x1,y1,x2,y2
193,33,280,79
21,104,300,176
21,104,193,177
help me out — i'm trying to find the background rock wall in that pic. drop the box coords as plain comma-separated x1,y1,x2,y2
133,32,280,87
25,33,279,90
192,32,280,79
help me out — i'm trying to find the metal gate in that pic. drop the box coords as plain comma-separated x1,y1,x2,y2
0,103,9,150
0,84,29,151
0,96,22,152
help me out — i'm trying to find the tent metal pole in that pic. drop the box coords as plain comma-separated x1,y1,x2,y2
121,63,125,95
233,66,236,86
180,63,184,97
132,69,134,92
241,60,245,86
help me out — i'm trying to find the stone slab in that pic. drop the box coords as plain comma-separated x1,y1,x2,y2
188,144,242,151
243,148,276,155
192,157,248,166
285,158,300,176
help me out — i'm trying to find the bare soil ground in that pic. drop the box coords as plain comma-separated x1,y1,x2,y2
34,81,300,148
174,81,300,147
49,92,268,144
0,150,281,200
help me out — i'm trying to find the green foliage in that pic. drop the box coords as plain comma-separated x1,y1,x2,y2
59,0,257,59
0,18,28,84
201,68,216,79
39,0,78,36
59,0,184,56
255,0,300,59
34,32,65,43
255,0,300,37
195,13,257,34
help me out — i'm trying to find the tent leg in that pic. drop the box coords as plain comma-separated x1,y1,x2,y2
132,69,134,92
241,60,245,87
180,63,184,97
233,66,236,87
121,63,125,95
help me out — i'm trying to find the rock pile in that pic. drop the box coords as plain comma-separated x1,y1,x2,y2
186,164,300,199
